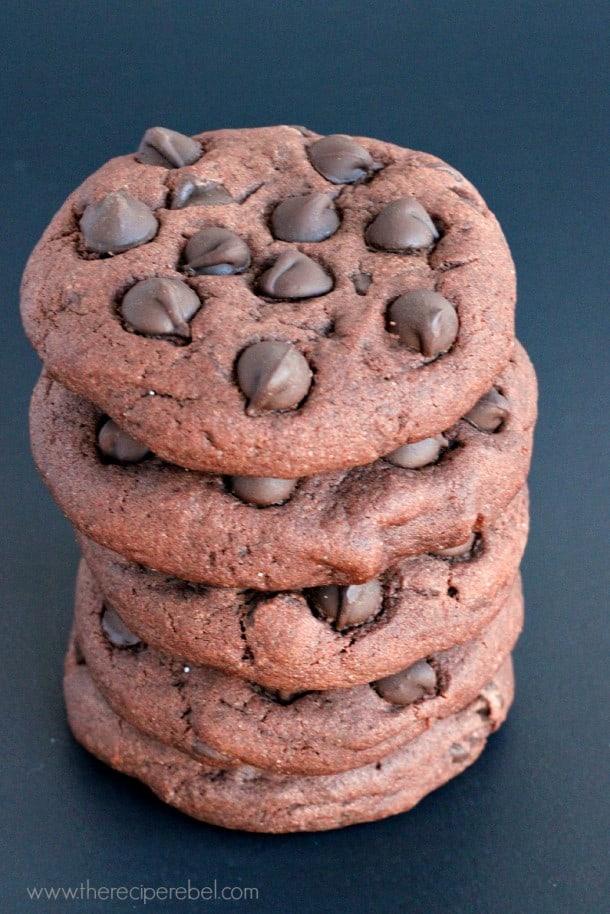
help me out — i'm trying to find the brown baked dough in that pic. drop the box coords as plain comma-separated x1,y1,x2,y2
73,561,522,776
64,638,514,832
79,486,528,691
30,343,536,589
22,126,516,477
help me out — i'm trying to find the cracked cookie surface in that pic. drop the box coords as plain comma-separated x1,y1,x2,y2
79,486,528,691
73,560,522,776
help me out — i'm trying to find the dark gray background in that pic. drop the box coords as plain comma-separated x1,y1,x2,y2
1,2,608,912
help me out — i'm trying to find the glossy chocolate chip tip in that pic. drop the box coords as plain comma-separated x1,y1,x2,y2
258,250,333,299
308,134,383,184
183,227,251,275
236,341,313,413
271,193,340,242
120,278,201,338
229,476,297,507
464,387,510,432
171,177,234,209
308,579,383,630
366,197,439,253
136,126,202,168
388,290,458,358
385,434,449,469
97,418,150,464
80,192,158,255
374,659,438,706
101,604,143,649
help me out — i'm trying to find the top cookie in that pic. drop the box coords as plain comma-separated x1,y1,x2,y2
21,125,515,476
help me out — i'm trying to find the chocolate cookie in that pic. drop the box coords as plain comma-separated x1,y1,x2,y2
30,343,536,589
22,125,516,477
64,641,514,832
73,560,522,775
79,486,528,691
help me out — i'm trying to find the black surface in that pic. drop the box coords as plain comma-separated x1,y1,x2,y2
1,3,608,912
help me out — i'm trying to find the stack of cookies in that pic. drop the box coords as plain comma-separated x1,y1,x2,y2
21,126,537,832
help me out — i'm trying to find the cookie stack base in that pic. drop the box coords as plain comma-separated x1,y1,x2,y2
64,643,513,833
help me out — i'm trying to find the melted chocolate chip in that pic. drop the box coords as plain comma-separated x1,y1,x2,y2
136,126,202,168
183,227,250,275
387,290,458,357
450,742,471,764
258,251,333,299
308,134,381,184
432,531,476,558
120,278,201,338
366,197,439,252
385,434,449,469
236,341,312,413
80,192,158,255
464,388,510,432
97,419,150,464
308,580,382,630
171,177,234,209
101,604,142,648
271,193,340,242
374,659,437,705
229,476,297,506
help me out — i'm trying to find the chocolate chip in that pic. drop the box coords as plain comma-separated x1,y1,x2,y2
80,192,158,255
352,272,372,295
97,418,150,464
464,388,510,432
385,434,449,468
183,227,251,275
136,126,202,168
450,742,471,763
229,476,297,506
366,197,439,252
120,278,201,338
308,134,381,184
374,659,437,705
271,193,340,242
258,251,333,299
171,177,234,209
387,290,458,357
236,341,312,413
101,604,142,648
308,580,382,630
432,532,476,558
